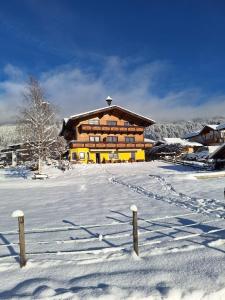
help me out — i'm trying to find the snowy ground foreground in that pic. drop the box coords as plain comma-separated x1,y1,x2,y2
1,162,225,299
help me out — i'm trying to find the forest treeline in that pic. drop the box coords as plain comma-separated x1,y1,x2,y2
145,117,225,140
1,116,225,147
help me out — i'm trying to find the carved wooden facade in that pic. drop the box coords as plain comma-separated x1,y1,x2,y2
61,105,155,163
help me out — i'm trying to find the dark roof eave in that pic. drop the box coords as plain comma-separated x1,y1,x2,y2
67,105,155,127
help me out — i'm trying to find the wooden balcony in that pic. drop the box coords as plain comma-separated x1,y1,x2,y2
70,141,153,149
79,124,144,134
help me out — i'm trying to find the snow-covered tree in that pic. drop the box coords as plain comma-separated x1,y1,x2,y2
0,125,19,148
17,77,65,173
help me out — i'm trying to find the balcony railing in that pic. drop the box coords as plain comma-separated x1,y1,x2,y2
79,124,144,134
70,141,153,149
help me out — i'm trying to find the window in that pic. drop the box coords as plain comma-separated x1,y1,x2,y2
125,136,135,143
109,152,118,159
79,152,85,159
88,118,99,125
106,136,118,142
72,153,77,160
107,120,117,126
124,121,130,126
89,136,100,142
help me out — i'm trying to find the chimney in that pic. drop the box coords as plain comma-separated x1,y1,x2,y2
106,96,112,106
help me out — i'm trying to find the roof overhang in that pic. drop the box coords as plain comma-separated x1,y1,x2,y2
209,143,225,159
60,105,155,135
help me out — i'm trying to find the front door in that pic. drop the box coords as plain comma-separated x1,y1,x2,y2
131,152,135,161
96,153,101,164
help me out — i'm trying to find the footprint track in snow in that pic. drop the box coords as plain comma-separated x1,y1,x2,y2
109,174,225,219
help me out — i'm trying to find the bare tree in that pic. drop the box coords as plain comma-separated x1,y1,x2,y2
17,77,65,173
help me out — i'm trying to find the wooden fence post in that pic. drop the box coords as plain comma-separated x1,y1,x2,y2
12,210,26,267
130,205,139,256
224,188,225,199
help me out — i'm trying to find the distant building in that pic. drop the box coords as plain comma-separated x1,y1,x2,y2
0,144,29,166
183,123,225,146
163,138,203,153
60,98,155,163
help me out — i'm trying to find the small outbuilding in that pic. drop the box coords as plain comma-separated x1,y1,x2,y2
163,138,203,153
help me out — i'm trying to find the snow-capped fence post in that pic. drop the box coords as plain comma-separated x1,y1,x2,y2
12,210,26,268
130,205,139,256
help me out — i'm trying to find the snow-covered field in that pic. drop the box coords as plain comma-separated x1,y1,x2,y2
1,162,225,299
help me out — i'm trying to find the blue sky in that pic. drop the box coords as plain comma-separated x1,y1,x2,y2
1,0,225,123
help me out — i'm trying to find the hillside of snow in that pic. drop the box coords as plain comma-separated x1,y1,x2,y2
1,162,225,299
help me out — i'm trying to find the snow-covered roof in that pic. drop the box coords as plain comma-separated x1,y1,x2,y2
163,138,202,147
209,143,225,159
204,124,219,130
208,146,220,154
183,130,201,139
183,124,220,140
217,123,225,131
144,138,156,143
197,124,221,136
64,105,155,126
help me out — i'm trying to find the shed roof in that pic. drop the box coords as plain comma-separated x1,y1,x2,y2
163,138,202,147
209,143,225,159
